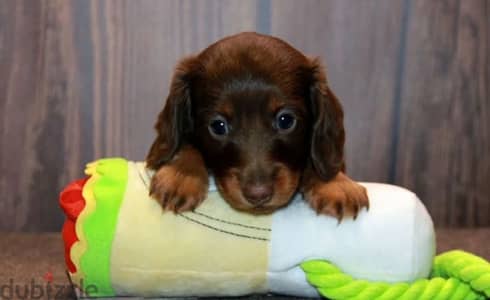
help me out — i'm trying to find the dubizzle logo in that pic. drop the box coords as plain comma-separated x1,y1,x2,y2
0,272,98,299
42,272,53,284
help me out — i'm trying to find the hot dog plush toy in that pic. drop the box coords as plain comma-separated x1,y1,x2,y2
60,158,490,299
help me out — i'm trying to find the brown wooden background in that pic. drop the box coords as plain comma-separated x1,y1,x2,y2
0,0,488,231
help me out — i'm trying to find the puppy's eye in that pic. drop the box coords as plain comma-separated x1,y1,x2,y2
208,116,229,137
275,109,296,133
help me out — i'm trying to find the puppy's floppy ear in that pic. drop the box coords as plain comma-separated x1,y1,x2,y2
146,56,200,170
307,58,345,180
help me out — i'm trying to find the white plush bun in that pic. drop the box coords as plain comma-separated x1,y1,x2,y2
267,183,436,297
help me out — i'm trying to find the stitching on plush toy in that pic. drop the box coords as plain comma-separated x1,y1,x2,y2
191,210,271,231
177,213,270,241
136,167,151,188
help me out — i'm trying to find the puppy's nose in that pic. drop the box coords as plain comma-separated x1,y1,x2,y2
243,184,273,205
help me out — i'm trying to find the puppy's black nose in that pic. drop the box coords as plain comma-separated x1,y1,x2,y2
243,184,273,205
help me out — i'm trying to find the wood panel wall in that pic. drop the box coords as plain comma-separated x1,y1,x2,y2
0,0,488,231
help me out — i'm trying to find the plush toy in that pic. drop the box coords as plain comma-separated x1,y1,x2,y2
60,158,490,299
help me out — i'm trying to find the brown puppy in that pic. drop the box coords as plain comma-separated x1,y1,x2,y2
146,32,368,221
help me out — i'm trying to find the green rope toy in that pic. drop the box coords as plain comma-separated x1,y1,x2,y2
301,250,490,300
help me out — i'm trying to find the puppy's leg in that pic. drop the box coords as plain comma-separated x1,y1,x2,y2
149,145,209,213
301,166,368,221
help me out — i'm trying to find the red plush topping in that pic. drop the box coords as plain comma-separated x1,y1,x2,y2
60,178,88,220
59,177,88,273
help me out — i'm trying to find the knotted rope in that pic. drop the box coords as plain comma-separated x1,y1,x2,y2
301,250,490,300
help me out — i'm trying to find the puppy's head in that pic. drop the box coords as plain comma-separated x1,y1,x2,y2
147,32,345,214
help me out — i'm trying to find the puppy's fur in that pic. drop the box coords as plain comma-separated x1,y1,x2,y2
146,32,368,220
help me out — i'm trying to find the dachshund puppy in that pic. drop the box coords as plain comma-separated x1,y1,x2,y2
146,32,368,221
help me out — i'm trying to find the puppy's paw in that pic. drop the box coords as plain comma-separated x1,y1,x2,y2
150,164,209,213
304,173,368,222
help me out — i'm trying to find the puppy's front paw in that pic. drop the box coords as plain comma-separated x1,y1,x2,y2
304,173,368,221
150,165,209,213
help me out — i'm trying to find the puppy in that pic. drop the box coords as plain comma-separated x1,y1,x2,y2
146,32,368,221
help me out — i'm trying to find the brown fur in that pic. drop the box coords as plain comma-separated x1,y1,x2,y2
149,145,209,212
146,32,368,220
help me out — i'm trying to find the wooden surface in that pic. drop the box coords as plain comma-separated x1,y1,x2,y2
0,229,488,299
0,0,488,231
270,0,406,183
394,0,490,227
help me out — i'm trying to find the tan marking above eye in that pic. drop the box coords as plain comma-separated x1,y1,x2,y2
215,101,234,119
268,97,286,113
